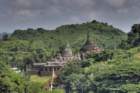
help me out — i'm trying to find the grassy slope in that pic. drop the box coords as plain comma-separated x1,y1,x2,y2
30,75,64,93
30,75,51,85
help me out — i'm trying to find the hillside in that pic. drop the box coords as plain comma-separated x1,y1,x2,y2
60,46,140,93
0,20,128,93
0,20,127,65
11,20,127,51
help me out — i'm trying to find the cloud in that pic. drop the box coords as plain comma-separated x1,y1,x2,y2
117,8,128,14
15,0,31,7
106,0,127,8
16,9,33,16
0,0,140,32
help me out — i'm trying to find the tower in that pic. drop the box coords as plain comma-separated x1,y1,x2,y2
61,43,73,61
80,31,102,59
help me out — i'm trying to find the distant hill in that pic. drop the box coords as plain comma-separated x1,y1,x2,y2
0,20,127,65
11,20,127,51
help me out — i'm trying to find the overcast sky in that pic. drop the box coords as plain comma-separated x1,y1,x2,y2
0,0,140,33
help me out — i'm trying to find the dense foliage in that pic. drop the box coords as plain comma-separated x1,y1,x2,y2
11,20,126,50
60,47,140,93
127,24,140,47
0,61,25,93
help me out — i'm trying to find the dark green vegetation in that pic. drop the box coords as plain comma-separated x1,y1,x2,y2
60,48,140,93
0,61,25,93
59,24,140,93
128,24,140,47
119,24,140,49
11,20,126,50
1,20,140,93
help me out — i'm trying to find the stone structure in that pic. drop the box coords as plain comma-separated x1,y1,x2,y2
80,33,102,59
29,33,102,75
29,43,81,75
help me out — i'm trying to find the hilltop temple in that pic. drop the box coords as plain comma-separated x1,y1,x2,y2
80,33,102,59
28,33,102,75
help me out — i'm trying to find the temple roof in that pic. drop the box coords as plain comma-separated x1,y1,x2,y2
80,32,98,52
80,39,97,52
61,43,73,57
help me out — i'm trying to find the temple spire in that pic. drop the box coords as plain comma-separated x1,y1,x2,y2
61,42,73,57
85,31,93,45
50,68,57,91
86,31,97,43
87,31,90,42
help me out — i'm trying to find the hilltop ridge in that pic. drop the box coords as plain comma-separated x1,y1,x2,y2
11,20,127,51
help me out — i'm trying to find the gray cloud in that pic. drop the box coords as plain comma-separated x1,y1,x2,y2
0,0,140,32
106,0,127,8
